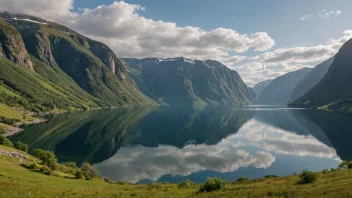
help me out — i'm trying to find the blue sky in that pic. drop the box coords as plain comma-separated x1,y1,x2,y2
73,0,352,49
2,0,352,85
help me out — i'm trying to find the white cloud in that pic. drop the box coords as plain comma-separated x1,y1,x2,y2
236,30,352,86
300,14,312,21
0,0,275,66
319,9,342,19
94,143,275,183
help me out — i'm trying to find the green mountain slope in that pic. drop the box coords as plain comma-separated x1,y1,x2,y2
289,57,334,103
291,39,352,110
258,68,311,105
124,58,255,106
0,13,155,120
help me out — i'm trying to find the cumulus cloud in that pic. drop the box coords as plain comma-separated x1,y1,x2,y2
0,0,275,66
235,119,340,160
94,141,275,183
236,30,352,86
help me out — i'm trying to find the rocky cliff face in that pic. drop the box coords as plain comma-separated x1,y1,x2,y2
0,18,33,69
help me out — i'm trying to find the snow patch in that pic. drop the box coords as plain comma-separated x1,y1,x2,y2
12,17,47,25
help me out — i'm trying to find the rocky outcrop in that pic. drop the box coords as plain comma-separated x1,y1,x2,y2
0,18,33,70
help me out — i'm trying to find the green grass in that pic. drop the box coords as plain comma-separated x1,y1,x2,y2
0,103,35,122
0,146,352,198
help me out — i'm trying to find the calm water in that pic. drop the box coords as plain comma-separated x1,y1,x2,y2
10,106,352,184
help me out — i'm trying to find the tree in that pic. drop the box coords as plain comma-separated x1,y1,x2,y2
32,149,57,170
338,161,352,169
199,178,226,192
0,135,13,147
15,141,28,152
81,162,100,180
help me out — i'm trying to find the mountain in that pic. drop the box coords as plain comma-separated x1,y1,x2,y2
291,39,352,110
123,58,255,106
252,79,273,100
288,57,334,103
258,68,312,105
0,13,155,118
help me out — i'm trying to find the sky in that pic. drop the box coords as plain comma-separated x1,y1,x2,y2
1,0,352,86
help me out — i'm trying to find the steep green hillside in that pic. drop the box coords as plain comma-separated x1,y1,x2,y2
3,15,154,107
291,39,352,111
258,68,311,105
124,58,255,106
289,57,334,103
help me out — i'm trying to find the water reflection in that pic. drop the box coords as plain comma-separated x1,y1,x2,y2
10,106,352,183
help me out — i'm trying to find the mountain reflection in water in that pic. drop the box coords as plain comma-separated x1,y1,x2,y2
11,106,352,183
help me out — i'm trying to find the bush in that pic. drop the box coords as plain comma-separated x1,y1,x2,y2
81,162,100,180
40,166,53,176
322,169,328,174
236,176,250,183
15,141,28,152
178,179,195,188
22,162,39,170
75,170,84,179
264,175,279,178
297,170,317,184
338,161,352,169
62,161,76,168
0,127,6,135
199,178,226,192
0,135,13,147
32,149,58,170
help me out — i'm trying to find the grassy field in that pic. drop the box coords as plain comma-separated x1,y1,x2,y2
0,103,36,122
0,145,352,198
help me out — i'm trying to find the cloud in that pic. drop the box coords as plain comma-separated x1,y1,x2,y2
319,9,342,19
0,0,275,66
236,30,352,86
94,143,275,183
300,14,312,21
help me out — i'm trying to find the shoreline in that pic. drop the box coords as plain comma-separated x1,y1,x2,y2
3,118,47,137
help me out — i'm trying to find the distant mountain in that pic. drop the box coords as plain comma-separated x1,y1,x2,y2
289,57,334,103
0,13,155,116
123,58,255,106
253,79,273,100
291,39,352,110
258,68,312,105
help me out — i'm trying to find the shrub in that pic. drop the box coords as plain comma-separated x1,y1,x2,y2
32,149,58,170
178,179,195,188
75,170,84,179
15,141,28,153
62,161,76,168
22,162,39,170
297,170,317,184
81,162,100,180
199,178,226,192
264,175,279,178
40,166,53,176
236,176,250,183
338,161,352,169
322,169,328,174
0,135,13,147
0,127,6,135
56,163,76,175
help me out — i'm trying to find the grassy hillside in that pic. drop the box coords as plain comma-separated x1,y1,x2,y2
0,145,351,198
